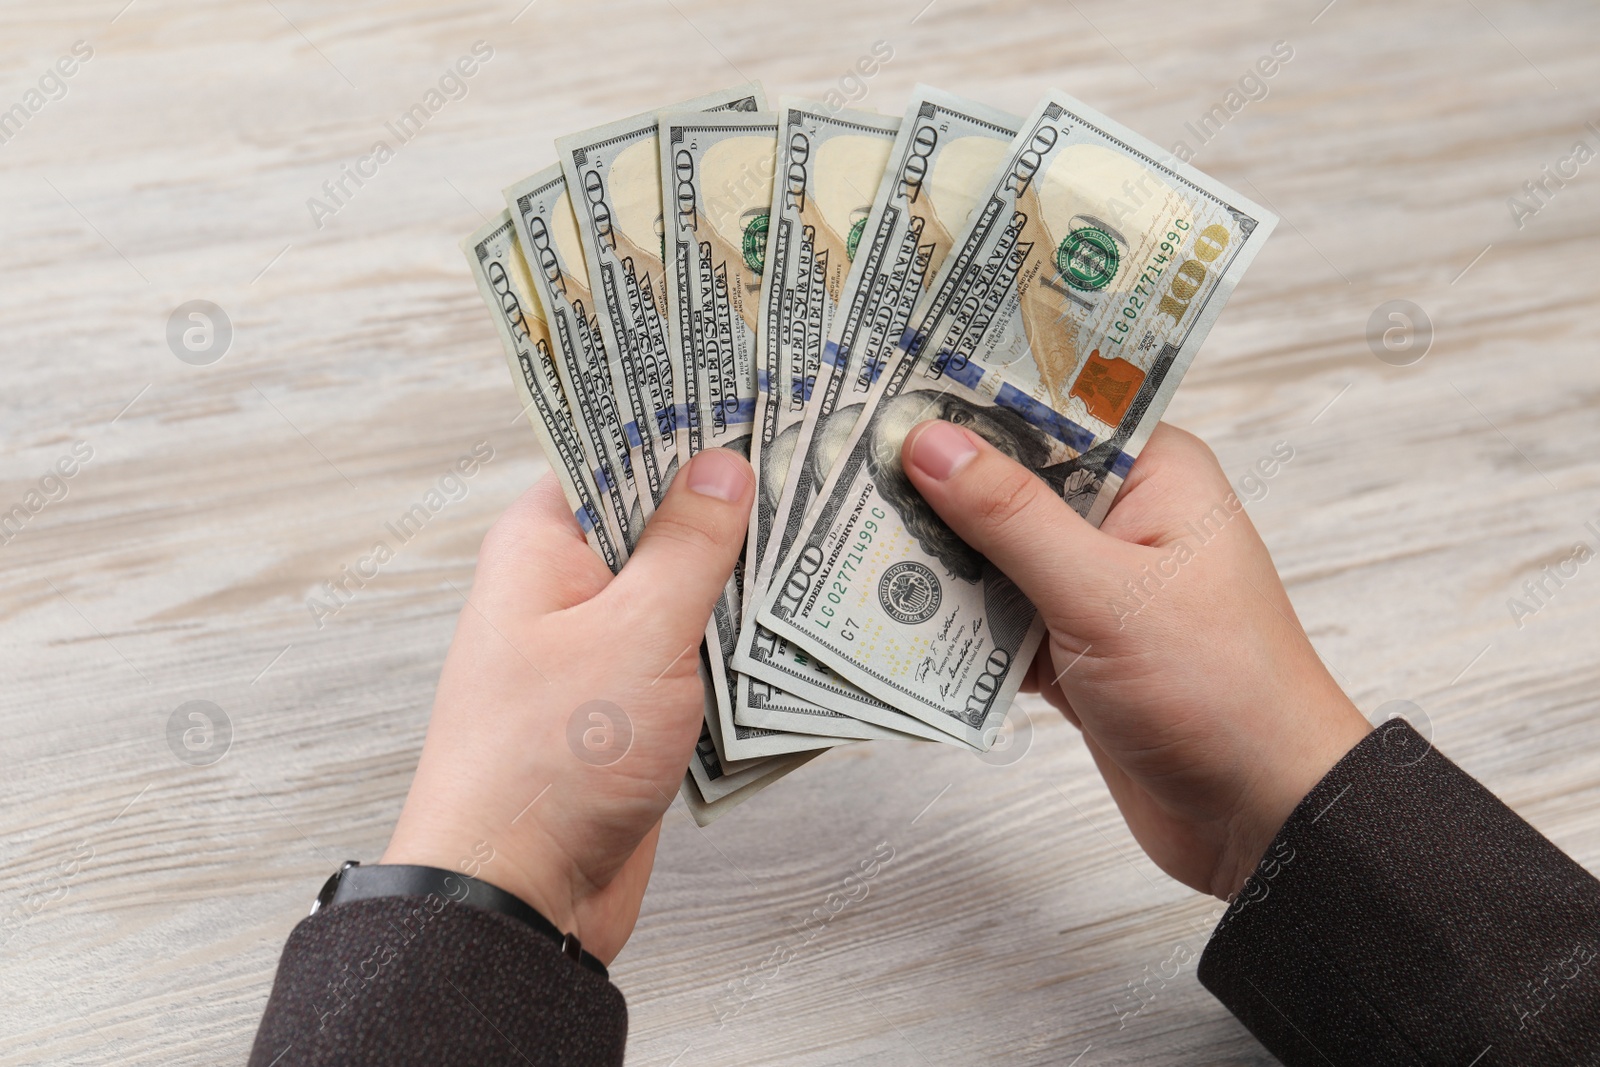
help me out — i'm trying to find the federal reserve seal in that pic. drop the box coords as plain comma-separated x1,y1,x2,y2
1057,226,1119,291
879,561,942,625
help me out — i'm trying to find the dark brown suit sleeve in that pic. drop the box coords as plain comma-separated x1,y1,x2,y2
1199,721,1600,1066
249,896,627,1066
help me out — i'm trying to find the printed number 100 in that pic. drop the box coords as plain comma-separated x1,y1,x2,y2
1156,223,1231,324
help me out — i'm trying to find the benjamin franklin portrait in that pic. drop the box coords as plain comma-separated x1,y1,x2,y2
866,390,1114,582
759,421,801,518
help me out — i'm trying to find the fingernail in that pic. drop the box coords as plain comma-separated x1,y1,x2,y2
686,449,748,502
907,421,978,482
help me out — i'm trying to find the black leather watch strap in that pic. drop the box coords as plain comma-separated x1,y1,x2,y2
311,861,607,978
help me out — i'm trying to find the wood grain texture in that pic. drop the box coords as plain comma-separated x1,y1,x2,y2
2,0,1598,1063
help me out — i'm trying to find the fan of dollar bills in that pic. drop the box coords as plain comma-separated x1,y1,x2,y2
463,83,1277,824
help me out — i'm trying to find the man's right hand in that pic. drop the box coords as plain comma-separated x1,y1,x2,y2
902,420,1373,900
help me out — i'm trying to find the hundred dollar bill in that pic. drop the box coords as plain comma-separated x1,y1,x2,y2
736,685,935,741
755,91,1277,746
506,165,644,550
679,747,816,827
704,644,856,760
556,84,765,512
659,110,774,464
659,109,839,761
735,89,1018,741
742,101,900,599
462,212,622,572
728,101,949,748
687,717,822,804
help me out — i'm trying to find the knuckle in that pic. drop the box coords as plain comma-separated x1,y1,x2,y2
477,506,532,572
1137,424,1230,502
490,481,566,537
476,483,606,603
644,509,724,558
971,462,1041,533
1167,424,1220,469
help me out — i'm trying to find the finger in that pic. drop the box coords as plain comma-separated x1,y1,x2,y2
1025,644,1081,727
1101,422,1232,536
901,419,1139,630
473,473,614,616
604,448,754,657
1107,421,1177,505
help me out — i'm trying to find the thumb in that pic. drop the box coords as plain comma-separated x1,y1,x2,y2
901,419,1136,631
605,447,754,652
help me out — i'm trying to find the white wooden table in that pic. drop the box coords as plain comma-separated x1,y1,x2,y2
2,1,1597,1063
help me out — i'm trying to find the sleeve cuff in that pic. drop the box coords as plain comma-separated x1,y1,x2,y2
1198,721,1600,1066
250,895,627,1066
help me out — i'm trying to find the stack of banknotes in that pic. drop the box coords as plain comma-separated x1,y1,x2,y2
463,83,1277,823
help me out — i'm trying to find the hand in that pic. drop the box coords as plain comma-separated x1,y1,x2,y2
381,448,754,963
902,420,1371,900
